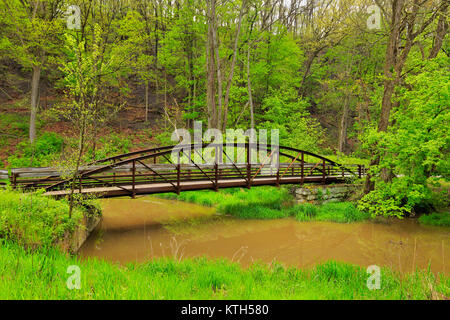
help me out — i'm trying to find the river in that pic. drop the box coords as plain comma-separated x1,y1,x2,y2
79,197,449,274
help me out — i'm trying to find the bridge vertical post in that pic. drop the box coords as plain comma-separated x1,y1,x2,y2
300,152,304,186
246,143,251,188
188,149,192,180
79,174,82,193
113,159,116,184
342,166,345,178
358,165,362,179
176,163,181,195
214,163,218,191
322,159,326,184
276,168,280,187
132,159,136,198
11,172,17,189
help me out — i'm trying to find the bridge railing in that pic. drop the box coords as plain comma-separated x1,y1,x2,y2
5,143,367,195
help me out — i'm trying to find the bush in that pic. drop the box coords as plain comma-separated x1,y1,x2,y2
8,132,64,168
357,179,432,218
86,133,131,161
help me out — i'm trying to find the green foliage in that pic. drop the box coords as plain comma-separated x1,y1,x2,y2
289,203,318,221
358,179,432,218
8,132,64,168
359,55,450,218
0,189,83,248
0,113,32,137
256,86,325,152
87,133,131,161
291,202,370,223
418,212,450,227
0,241,448,299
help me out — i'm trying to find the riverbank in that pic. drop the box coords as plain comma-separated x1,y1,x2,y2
1,240,448,300
157,187,370,223
156,186,449,226
1,189,448,300
0,189,100,252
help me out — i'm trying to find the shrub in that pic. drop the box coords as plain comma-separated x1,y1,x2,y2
8,132,64,168
86,133,131,161
357,178,435,218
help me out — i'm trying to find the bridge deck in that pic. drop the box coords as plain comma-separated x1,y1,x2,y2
44,175,346,198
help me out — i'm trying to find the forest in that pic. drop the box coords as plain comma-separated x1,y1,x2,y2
0,0,448,301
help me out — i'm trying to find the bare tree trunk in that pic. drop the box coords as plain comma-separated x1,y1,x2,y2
29,64,41,144
145,80,149,122
69,118,86,219
206,0,217,128
338,96,349,153
222,0,246,131
247,47,254,129
429,1,448,59
212,8,222,129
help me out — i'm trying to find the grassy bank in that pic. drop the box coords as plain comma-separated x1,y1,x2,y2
0,240,448,300
289,202,370,223
0,189,86,249
418,211,450,227
157,187,370,223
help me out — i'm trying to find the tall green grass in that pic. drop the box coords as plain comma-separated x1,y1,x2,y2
290,202,370,223
0,189,84,248
0,240,447,300
418,211,450,227
157,187,370,223
158,187,293,219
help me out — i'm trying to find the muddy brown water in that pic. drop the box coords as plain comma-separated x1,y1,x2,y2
78,197,449,275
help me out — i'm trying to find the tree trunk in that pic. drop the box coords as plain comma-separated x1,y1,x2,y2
206,0,217,128
212,9,222,129
247,47,254,129
69,117,86,219
429,1,448,59
145,80,149,122
222,0,246,131
364,0,404,193
338,96,349,153
29,64,41,144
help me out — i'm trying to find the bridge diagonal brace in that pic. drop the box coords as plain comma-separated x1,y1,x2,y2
181,151,217,189
280,152,302,179
305,162,324,177
136,159,178,191
162,154,173,164
221,148,248,183
250,149,276,183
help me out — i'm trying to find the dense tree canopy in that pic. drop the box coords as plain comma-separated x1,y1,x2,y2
0,0,448,217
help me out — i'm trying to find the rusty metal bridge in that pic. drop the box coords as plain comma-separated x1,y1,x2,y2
3,143,366,198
